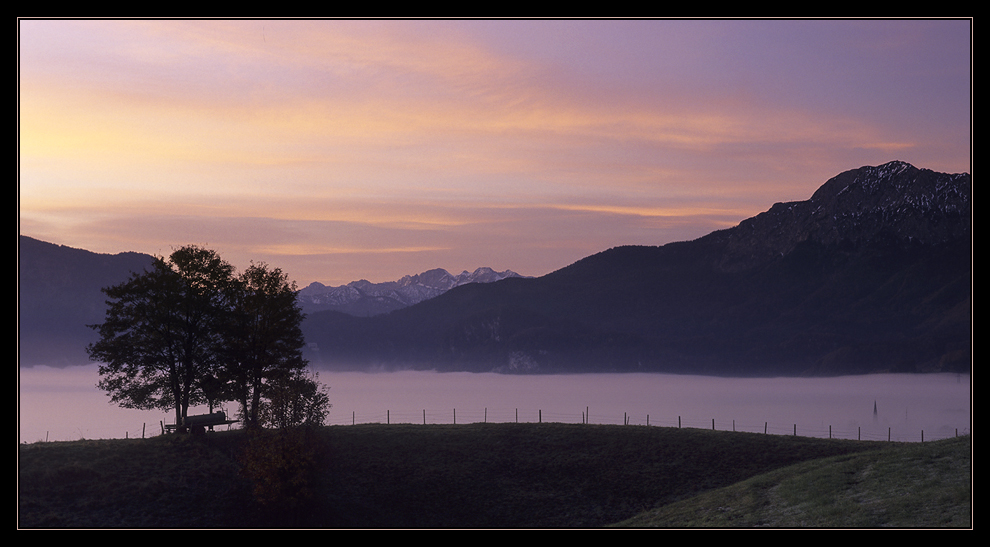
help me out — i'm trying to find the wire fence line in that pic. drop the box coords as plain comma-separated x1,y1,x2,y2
326,406,969,443
26,407,967,444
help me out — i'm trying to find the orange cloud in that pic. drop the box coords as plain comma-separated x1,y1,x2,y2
19,20,969,285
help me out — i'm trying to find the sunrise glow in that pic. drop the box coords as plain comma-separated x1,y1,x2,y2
18,19,971,285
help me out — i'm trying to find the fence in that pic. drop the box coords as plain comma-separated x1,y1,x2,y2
324,406,969,443
25,407,967,444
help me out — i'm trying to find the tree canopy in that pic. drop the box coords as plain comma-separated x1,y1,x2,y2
224,262,309,428
87,245,326,430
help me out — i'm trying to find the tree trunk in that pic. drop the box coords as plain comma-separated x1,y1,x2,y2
250,376,263,427
239,395,251,428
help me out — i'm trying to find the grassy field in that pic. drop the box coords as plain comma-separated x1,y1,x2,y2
612,434,971,528
18,423,970,529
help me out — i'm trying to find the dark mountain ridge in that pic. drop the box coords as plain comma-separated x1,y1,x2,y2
18,161,971,376
302,161,971,376
708,160,969,272
16,236,520,366
18,236,156,367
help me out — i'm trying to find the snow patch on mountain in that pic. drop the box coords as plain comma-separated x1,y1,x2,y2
298,267,527,316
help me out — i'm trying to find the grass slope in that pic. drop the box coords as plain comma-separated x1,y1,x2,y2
613,434,971,528
18,424,970,529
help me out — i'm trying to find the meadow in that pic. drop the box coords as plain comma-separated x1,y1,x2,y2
17,423,971,528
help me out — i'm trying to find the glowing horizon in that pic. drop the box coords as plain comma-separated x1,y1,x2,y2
18,19,971,286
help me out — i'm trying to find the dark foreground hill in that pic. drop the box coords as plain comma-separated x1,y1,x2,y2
303,161,971,376
17,424,970,528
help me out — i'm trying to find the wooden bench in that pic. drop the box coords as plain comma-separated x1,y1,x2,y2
163,410,237,434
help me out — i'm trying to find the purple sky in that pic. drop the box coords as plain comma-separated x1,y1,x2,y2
18,19,971,286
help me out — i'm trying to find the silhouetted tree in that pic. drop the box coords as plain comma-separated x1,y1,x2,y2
222,262,310,428
258,369,331,430
239,368,331,525
89,246,325,435
88,246,236,428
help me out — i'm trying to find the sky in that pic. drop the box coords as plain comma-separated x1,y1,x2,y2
18,19,971,287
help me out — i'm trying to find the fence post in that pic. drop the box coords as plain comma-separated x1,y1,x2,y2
454,408,456,425
712,418,715,431
764,422,767,434
678,416,681,428
424,409,426,425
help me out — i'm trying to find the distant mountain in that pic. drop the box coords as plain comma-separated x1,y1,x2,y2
18,161,972,376
301,161,971,376
297,267,527,317
18,236,155,367
16,235,524,366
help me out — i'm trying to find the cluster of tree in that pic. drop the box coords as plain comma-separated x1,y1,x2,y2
87,245,329,431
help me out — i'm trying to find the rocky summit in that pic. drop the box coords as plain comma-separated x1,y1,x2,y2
706,161,970,272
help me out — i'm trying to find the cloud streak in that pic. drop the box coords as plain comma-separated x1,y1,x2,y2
19,19,970,285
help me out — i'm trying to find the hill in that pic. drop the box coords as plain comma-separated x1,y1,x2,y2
302,161,971,376
613,434,971,528
15,235,519,366
17,424,970,528
18,236,155,367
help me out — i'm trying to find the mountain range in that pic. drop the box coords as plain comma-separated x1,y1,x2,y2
18,161,971,376
299,161,971,376
16,236,521,366
296,268,526,317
